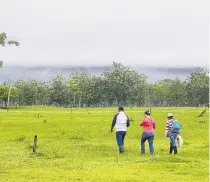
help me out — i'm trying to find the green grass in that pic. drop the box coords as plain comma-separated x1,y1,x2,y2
0,107,209,181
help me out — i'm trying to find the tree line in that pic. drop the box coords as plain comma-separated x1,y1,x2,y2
0,62,209,108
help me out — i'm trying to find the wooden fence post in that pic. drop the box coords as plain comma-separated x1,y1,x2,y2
33,135,37,153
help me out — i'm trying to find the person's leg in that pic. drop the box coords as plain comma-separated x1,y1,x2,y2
173,133,178,154
168,133,173,154
116,132,124,153
170,133,178,154
148,133,154,154
120,132,126,153
141,132,148,154
167,133,173,154
174,146,177,154
170,134,175,147
122,132,126,147
116,132,123,151
169,146,173,154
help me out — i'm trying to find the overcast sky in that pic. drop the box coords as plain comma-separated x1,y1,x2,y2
0,0,208,67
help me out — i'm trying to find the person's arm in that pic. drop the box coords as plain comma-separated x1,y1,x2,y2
110,114,117,132
153,119,156,130
126,116,130,127
140,119,145,126
165,120,169,136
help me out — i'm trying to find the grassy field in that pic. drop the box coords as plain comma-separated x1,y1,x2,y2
0,107,209,182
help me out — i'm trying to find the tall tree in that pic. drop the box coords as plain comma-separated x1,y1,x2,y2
69,72,83,107
130,74,149,106
69,72,101,107
49,75,70,107
151,80,168,106
14,79,45,106
167,77,187,106
0,85,18,108
103,62,139,106
186,68,209,106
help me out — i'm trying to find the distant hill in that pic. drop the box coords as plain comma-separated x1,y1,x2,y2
0,65,199,83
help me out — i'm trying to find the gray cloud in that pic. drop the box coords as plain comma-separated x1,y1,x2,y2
0,0,208,67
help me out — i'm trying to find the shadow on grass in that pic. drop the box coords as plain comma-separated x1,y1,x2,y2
133,155,201,164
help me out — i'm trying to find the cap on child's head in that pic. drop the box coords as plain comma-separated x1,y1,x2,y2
167,113,173,117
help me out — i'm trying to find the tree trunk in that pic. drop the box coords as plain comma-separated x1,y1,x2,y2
3,99,7,109
7,84,12,111
79,96,81,108
73,93,76,107
117,98,120,107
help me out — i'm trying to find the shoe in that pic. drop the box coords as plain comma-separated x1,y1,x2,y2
119,147,124,153
169,146,173,154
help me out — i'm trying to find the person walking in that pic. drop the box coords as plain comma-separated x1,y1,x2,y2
165,113,181,154
110,107,130,153
140,110,156,155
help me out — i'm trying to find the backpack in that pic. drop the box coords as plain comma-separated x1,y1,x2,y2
171,119,182,132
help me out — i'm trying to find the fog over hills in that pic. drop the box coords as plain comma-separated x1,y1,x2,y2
0,65,202,83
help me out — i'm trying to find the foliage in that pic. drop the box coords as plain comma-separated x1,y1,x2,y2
186,68,209,106
103,62,139,106
0,85,18,107
49,75,69,107
0,32,20,68
0,61,3,68
14,79,49,106
0,63,208,107
0,32,19,47
0,32,7,46
167,77,187,106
